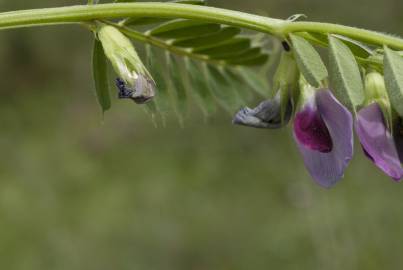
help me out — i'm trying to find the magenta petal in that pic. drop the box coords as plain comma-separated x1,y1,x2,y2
293,90,353,188
356,103,403,181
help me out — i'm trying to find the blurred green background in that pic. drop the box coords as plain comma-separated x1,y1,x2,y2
0,0,403,269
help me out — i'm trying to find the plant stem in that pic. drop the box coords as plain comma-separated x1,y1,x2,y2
0,3,282,33
281,22,403,49
0,3,402,49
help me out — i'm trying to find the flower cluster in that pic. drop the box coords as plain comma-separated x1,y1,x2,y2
234,54,403,188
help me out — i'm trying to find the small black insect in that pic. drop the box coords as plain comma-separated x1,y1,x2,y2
282,41,291,52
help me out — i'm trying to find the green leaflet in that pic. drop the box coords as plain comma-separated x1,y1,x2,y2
145,46,171,115
167,54,188,124
228,54,268,66
289,33,328,87
206,65,243,112
308,33,373,58
193,38,251,58
236,67,269,97
328,35,364,111
219,47,269,66
148,19,220,39
92,39,111,113
383,46,403,117
185,59,216,116
332,34,373,58
172,27,240,48
219,47,261,60
223,68,254,102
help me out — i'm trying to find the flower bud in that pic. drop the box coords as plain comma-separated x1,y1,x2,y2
364,71,388,104
364,71,392,128
97,24,155,104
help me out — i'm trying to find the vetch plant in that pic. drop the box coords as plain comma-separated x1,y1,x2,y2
4,0,403,187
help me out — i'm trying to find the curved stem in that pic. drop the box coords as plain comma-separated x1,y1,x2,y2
0,3,283,33
0,3,402,50
281,22,403,49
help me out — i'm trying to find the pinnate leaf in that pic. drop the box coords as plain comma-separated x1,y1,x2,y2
185,59,216,116
206,65,243,112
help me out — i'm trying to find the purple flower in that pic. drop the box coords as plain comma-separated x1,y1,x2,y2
356,103,403,181
293,89,353,188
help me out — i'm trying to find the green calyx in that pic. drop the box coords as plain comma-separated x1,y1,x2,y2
364,71,388,104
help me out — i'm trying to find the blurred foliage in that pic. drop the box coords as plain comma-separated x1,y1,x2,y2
1,0,403,269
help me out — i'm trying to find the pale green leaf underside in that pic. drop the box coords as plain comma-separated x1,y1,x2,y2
328,35,364,111
384,46,403,117
290,33,328,87
92,39,111,113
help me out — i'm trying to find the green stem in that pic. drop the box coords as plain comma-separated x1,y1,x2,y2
281,22,403,49
0,3,402,49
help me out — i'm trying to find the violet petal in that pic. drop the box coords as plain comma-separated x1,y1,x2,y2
294,89,353,188
356,103,403,181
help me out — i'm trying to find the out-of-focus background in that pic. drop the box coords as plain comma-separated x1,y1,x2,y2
0,0,403,269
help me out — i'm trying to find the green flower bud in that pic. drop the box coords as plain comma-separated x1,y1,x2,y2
97,24,155,104
364,71,388,104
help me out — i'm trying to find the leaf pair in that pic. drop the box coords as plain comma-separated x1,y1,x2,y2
290,33,364,111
